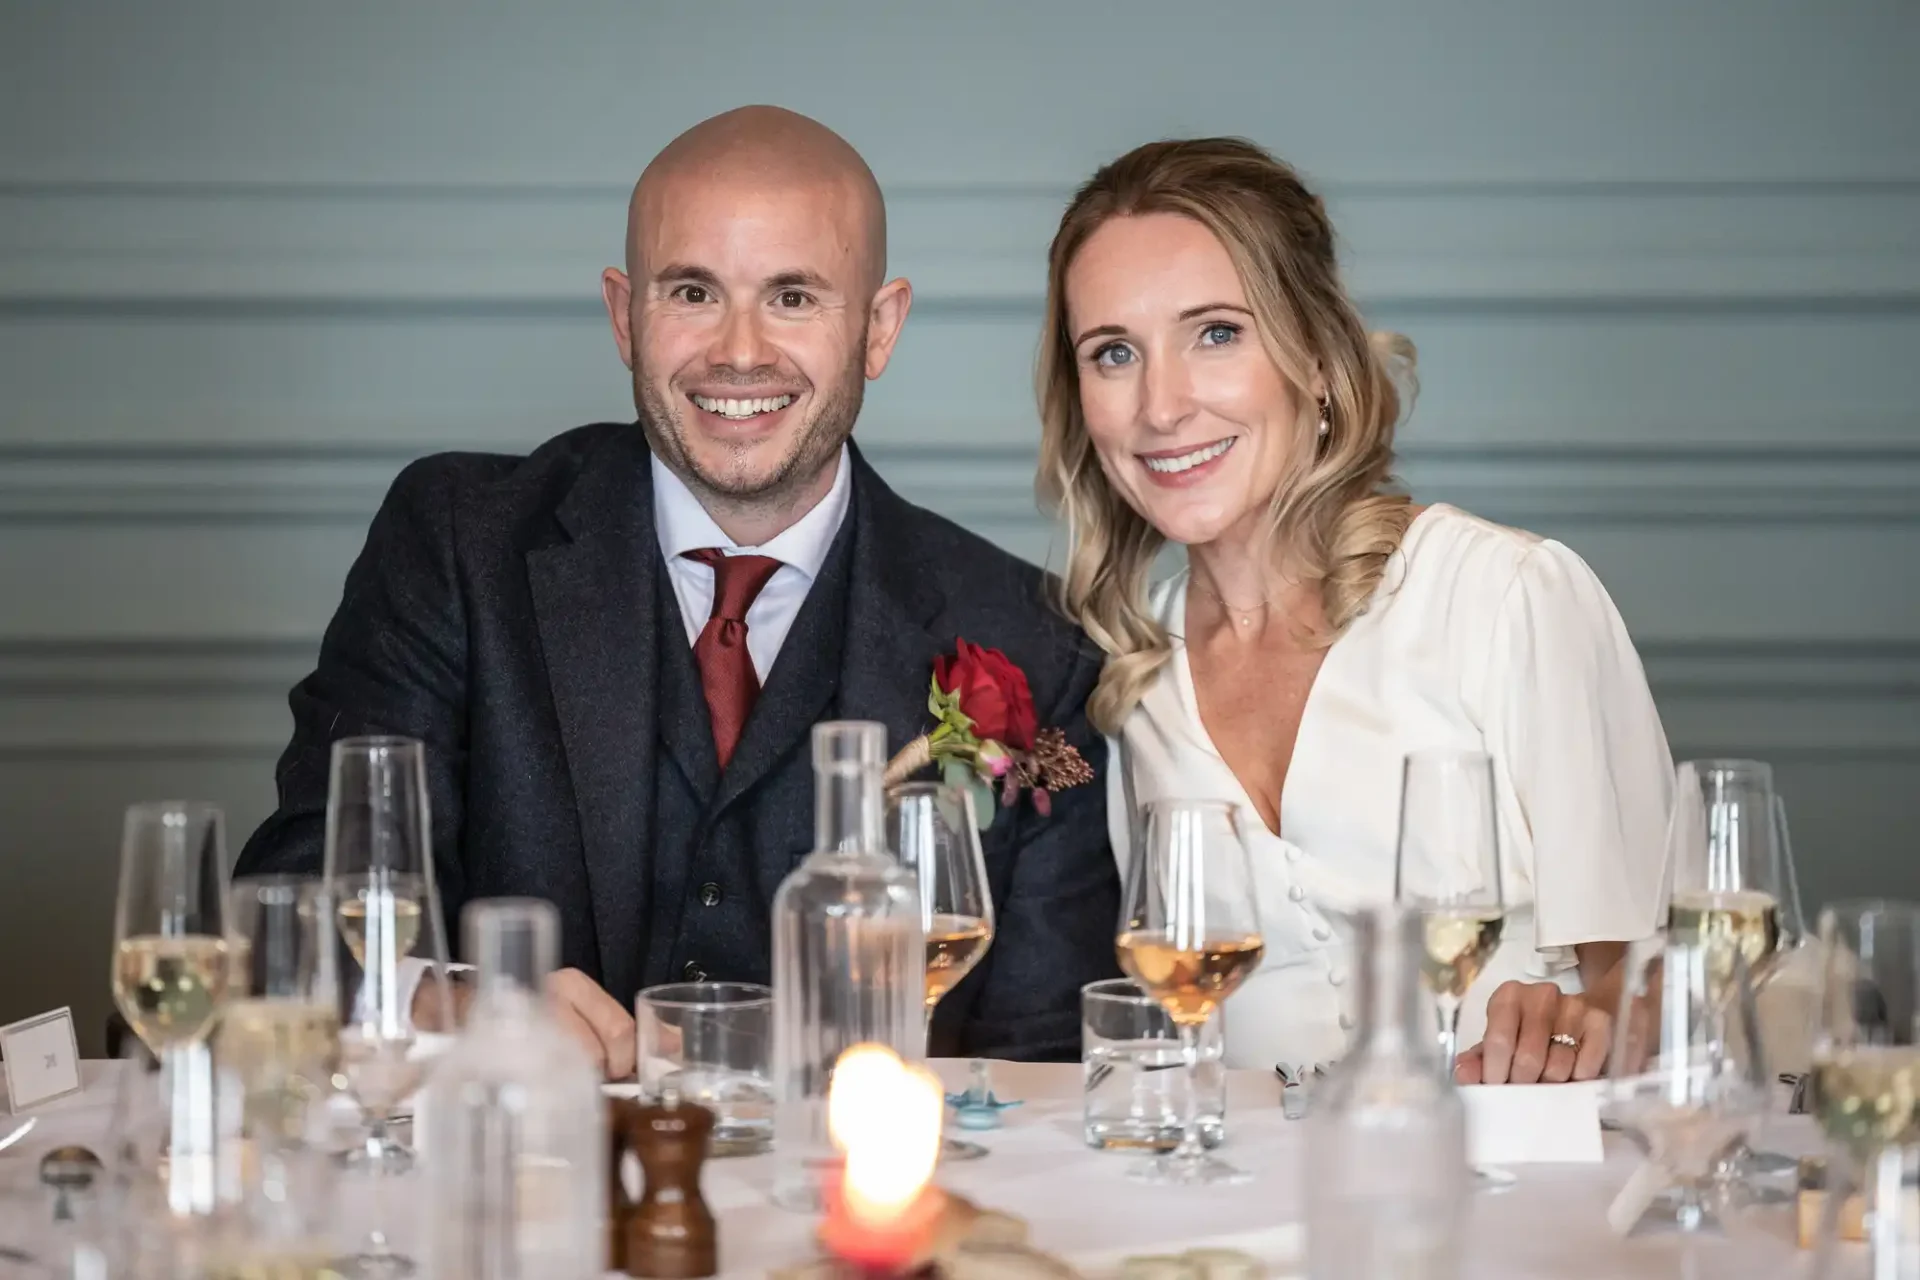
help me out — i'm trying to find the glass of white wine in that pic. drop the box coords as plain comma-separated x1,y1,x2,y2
206,877,345,1280
1667,759,1794,984
1115,799,1263,1186
324,736,453,1280
1665,758,1806,1201
886,782,996,1162
222,876,340,1148
111,800,234,1216
1604,928,1770,1236
1393,749,1514,1193
1806,902,1920,1279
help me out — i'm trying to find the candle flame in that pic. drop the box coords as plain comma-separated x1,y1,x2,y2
827,1043,942,1226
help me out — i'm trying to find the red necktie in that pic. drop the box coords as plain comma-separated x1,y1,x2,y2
681,548,783,768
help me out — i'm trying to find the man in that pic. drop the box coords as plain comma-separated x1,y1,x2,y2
233,106,1121,1073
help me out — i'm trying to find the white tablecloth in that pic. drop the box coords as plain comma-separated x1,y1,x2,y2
0,1061,1849,1279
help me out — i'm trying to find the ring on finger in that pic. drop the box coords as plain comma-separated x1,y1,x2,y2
1548,1033,1580,1050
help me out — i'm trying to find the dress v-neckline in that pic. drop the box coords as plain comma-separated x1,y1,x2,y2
1171,589,1330,840
1166,505,1445,840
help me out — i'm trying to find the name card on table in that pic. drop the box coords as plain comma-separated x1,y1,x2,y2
1,1007,84,1112
1462,1081,1604,1165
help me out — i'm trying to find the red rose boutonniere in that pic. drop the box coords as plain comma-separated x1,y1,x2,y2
883,638,1094,828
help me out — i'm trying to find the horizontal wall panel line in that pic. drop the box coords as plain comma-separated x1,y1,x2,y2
4,442,1917,524
4,182,1916,306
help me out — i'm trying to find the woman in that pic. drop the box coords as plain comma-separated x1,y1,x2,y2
1037,138,1672,1083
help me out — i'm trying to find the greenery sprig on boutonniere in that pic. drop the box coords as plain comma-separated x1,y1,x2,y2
883,639,1093,830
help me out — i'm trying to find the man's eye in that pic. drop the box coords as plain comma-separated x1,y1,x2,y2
777,290,809,308
674,284,711,304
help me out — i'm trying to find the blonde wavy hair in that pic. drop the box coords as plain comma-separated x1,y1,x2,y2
1038,137,1418,735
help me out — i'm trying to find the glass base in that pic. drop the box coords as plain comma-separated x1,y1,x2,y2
939,1136,988,1162
1623,1187,1725,1238
335,1134,413,1176
1709,1139,1797,1206
336,1249,418,1279
1127,1151,1252,1187
1474,1165,1518,1194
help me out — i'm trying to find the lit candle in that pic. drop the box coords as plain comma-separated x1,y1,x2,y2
818,1044,946,1273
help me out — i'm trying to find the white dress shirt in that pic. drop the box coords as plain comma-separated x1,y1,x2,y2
652,445,853,681
1108,504,1674,1072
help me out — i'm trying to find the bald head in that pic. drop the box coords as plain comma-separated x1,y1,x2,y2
629,105,886,290
599,105,913,543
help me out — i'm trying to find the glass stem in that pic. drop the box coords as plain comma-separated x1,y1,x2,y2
1434,996,1461,1079
1169,1022,1205,1166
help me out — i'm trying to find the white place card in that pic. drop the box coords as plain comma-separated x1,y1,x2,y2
0,1006,84,1112
1461,1080,1604,1165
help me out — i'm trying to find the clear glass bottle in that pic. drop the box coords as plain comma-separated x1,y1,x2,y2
771,721,926,1212
1305,905,1470,1280
422,898,606,1279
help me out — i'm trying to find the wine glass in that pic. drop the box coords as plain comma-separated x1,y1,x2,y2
1115,799,1263,1186
223,877,340,1149
886,781,996,1162
324,736,453,1279
111,801,234,1218
1805,902,1920,1279
1666,759,1803,1201
1393,749,1515,1194
1603,928,1771,1237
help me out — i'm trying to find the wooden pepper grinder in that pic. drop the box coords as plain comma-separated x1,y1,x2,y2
620,1094,718,1278
608,1097,644,1272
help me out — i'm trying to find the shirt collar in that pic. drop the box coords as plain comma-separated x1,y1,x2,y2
651,443,852,581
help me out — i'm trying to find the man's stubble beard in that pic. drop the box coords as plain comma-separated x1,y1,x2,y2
635,341,866,518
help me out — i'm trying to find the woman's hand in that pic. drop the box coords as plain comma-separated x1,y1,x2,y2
1453,980,1611,1084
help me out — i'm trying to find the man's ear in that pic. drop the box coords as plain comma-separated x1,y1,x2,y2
863,277,914,380
601,267,636,369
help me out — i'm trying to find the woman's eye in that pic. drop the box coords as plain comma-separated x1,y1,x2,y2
1200,322,1240,346
1092,343,1135,368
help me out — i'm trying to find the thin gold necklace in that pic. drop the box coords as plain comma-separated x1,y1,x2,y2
1190,575,1275,628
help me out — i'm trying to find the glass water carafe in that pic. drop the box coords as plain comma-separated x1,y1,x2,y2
422,898,606,1279
1306,905,1470,1280
771,721,927,1212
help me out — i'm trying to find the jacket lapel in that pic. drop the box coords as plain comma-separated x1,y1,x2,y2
835,448,949,788
525,430,657,1002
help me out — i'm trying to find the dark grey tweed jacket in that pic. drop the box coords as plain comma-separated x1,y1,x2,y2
233,422,1122,1060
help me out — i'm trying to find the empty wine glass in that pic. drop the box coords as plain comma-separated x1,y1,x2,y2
1394,749,1515,1193
324,737,453,1279
1115,799,1263,1186
1604,928,1771,1236
887,781,996,1162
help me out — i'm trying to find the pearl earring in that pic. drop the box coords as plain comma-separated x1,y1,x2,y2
1316,396,1331,438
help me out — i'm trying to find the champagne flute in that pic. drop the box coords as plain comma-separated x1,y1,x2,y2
1806,902,1920,1279
1393,749,1515,1193
1115,799,1263,1186
325,736,452,1280
111,801,233,1217
1604,928,1770,1236
1667,759,1793,982
1666,759,1803,1200
886,781,996,1162
222,877,340,1148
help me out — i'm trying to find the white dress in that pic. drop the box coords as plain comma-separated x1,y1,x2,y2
1107,504,1674,1072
